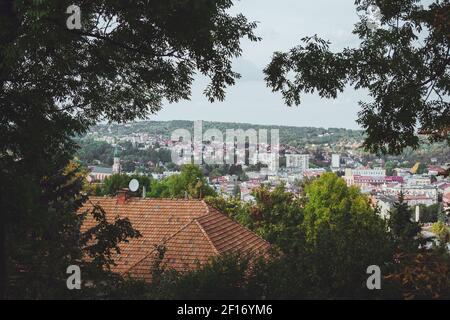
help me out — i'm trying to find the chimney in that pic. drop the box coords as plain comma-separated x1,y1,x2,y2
142,186,146,199
117,188,130,205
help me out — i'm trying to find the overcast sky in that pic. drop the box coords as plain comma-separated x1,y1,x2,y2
153,0,368,129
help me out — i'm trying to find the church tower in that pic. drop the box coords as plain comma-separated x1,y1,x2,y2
112,146,121,174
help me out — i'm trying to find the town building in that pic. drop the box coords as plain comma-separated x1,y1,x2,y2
303,168,327,178
331,154,340,169
345,167,386,177
87,166,113,182
373,194,397,219
406,175,432,186
344,175,386,192
286,154,310,173
444,192,450,212
428,165,447,176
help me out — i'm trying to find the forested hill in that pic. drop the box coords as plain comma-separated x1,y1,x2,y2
78,120,450,169
86,120,365,148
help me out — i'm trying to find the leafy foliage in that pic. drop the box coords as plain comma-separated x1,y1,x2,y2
300,173,393,297
2,0,260,124
4,162,141,299
385,250,450,299
0,0,257,298
100,174,152,196
264,0,450,154
248,184,305,252
146,253,260,300
149,164,216,199
418,203,441,223
208,174,395,298
431,221,450,246
80,204,142,271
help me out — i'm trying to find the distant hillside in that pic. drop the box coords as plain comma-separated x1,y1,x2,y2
87,120,366,148
77,120,450,168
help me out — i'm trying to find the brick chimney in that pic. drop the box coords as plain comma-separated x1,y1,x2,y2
117,188,130,205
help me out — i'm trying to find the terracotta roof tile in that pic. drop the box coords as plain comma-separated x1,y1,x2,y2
79,196,269,281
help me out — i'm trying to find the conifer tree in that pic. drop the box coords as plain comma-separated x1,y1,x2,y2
388,193,421,252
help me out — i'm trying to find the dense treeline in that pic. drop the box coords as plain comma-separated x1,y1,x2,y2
75,139,171,172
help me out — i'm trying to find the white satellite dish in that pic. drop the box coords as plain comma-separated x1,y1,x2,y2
128,179,139,192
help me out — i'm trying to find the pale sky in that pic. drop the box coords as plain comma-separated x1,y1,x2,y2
153,0,368,129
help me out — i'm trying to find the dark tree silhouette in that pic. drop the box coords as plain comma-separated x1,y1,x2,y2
0,0,258,298
265,0,449,155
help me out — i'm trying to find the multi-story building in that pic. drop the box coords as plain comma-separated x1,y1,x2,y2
345,167,386,177
304,168,326,178
373,194,397,219
403,195,436,207
344,175,386,190
286,154,309,173
407,176,431,186
444,192,450,212
382,184,438,200
331,154,340,169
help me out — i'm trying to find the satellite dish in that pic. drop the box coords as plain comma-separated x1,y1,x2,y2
128,179,139,192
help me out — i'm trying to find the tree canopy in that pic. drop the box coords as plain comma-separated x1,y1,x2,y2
264,0,449,154
0,0,258,298
149,164,216,199
99,173,152,196
388,193,422,252
172,174,397,299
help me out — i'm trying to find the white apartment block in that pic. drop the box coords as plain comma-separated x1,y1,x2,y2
345,167,386,177
331,154,340,169
407,176,432,186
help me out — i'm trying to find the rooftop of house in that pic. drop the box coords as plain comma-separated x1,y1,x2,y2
443,192,450,202
79,195,270,282
375,194,398,204
437,182,450,190
88,166,113,174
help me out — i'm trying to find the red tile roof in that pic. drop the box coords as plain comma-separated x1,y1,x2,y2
79,197,269,281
